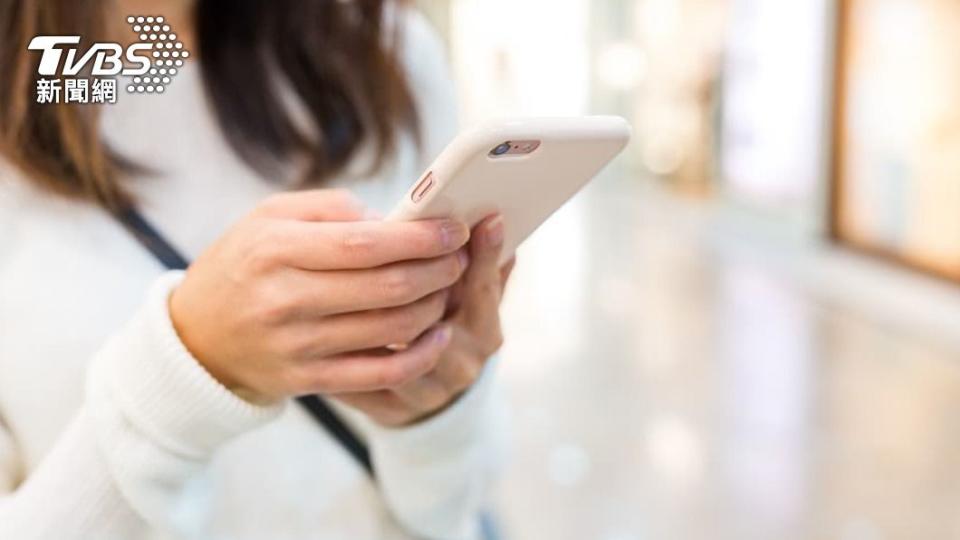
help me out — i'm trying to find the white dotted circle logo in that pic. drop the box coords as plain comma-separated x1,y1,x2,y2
124,16,189,95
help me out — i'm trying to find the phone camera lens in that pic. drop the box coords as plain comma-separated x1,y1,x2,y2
492,142,511,156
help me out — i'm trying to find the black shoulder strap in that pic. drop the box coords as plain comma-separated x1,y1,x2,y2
113,207,374,479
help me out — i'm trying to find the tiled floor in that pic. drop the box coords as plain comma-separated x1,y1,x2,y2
492,164,960,540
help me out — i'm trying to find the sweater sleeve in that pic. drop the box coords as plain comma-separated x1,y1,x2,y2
0,272,284,539
334,358,510,540
0,417,20,494
397,7,461,164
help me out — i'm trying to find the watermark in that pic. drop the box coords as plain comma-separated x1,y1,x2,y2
28,15,189,105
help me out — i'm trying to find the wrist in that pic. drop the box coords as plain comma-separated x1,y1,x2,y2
88,272,285,458
168,285,278,406
396,391,468,428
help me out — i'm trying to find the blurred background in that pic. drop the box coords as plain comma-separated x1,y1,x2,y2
415,1,960,539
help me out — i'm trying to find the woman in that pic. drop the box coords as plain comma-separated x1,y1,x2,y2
0,1,510,539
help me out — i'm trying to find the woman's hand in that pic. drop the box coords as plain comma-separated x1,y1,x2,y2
169,189,471,404
333,216,514,427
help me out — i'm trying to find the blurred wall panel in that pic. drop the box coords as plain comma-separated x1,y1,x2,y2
834,0,960,281
630,0,729,195
446,0,591,126
720,0,834,233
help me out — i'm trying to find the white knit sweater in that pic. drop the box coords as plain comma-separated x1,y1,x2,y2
0,10,505,540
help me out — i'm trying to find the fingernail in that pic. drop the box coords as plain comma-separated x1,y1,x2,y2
441,220,468,249
486,216,504,248
434,325,453,345
457,249,470,270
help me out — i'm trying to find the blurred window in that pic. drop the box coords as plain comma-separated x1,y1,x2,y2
834,0,960,281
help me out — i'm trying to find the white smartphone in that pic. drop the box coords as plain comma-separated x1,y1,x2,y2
388,116,632,264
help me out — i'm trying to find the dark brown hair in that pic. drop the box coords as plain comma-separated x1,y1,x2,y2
0,0,419,210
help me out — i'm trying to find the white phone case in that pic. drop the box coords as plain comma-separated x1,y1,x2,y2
388,116,632,264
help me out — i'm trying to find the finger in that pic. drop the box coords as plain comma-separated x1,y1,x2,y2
454,216,506,343
392,374,453,415
293,324,454,394
500,256,517,289
254,189,368,221
444,278,467,318
298,290,449,356
428,327,487,395
466,215,505,285
279,251,467,316
394,327,490,414
274,219,470,270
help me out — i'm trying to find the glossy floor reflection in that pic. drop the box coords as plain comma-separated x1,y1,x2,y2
493,166,960,540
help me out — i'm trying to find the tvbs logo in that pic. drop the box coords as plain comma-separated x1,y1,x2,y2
28,36,153,77
28,15,188,104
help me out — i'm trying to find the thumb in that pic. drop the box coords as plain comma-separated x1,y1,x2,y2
468,214,504,280
454,214,506,348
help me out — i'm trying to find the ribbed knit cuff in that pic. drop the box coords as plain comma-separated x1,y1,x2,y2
90,271,284,459
364,356,500,461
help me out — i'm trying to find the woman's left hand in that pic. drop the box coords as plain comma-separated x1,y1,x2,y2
332,215,514,427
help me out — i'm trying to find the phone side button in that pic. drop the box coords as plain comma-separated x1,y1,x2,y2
412,172,435,203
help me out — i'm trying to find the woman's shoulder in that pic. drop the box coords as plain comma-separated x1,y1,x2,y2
395,7,453,102
0,160,44,247
0,157,123,226
0,159,160,341
393,7,459,163
0,159,82,224
1,161,80,248
395,7,448,64
0,158,32,212
0,158,146,277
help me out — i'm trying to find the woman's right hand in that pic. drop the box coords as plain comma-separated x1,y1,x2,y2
168,189,470,404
